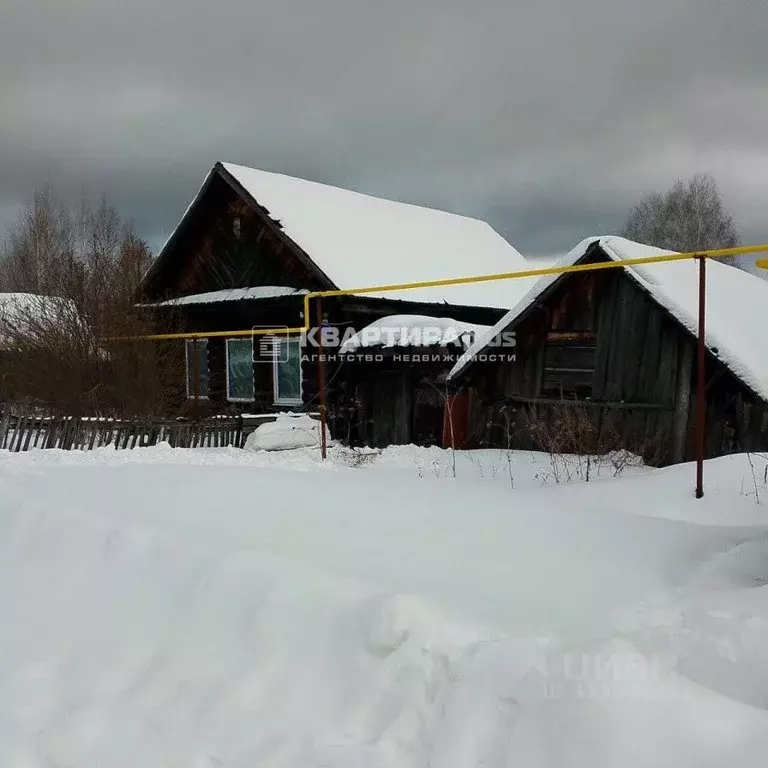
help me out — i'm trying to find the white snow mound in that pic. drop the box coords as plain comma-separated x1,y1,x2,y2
244,413,330,451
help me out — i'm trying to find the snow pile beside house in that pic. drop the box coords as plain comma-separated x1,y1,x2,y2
244,413,330,451
340,314,489,353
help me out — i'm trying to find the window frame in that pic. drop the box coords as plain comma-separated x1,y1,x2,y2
185,339,210,400
225,337,255,403
539,331,597,400
272,337,303,406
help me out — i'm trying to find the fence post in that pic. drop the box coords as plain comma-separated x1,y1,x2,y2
0,404,11,450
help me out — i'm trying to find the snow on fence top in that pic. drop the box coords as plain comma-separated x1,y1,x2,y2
221,163,535,310
144,286,308,307
339,314,490,354
449,236,768,401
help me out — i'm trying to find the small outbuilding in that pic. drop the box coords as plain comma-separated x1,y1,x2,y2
448,236,768,464
336,314,490,447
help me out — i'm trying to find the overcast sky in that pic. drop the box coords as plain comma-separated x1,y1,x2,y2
1,0,767,262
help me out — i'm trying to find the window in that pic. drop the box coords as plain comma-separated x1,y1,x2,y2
273,338,302,405
540,332,596,399
185,339,209,398
226,338,254,401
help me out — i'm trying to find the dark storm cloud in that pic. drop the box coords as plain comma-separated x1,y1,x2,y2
1,0,767,259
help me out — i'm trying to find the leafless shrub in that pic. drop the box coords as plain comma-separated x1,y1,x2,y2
428,378,457,478
742,452,768,505
487,403,516,487
522,402,661,484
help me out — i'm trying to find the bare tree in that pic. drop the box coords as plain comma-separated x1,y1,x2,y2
0,188,183,417
621,173,743,268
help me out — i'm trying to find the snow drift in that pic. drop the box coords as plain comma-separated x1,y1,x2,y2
1,447,768,766
243,413,329,451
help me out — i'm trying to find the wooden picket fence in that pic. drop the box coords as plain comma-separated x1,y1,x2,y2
0,411,246,452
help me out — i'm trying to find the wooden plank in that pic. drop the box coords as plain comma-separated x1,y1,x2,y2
66,419,76,450
672,342,694,464
59,418,69,450
72,419,83,450
56,418,68,449
503,394,671,410
592,274,621,401
31,419,43,448
543,344,597,369
624,288,652,402
88,422,98,451
636,304,663,402
22,419,35,452
610,277,637,400
13,416,28,452
0,407,12,450
43,418,57,449
546,331,597,342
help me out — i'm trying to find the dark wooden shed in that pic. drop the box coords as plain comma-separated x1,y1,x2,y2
449,239,768,464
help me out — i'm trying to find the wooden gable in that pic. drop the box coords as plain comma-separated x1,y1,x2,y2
141,167,333,302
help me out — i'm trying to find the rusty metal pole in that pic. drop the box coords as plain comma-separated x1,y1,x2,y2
695,255,707,498
192,337,200,421
315,297,328,460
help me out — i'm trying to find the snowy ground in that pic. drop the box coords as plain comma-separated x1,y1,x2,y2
2,444,768,767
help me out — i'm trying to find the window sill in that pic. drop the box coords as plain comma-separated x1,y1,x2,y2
273,399,303,407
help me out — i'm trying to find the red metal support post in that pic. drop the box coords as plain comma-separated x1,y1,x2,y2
315,297,328,460
695,255,707,498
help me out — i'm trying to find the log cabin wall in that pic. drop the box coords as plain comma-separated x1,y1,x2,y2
152,292,503,429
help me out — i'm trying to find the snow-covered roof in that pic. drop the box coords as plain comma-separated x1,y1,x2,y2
449,236,768,402
143,286,308,307
339,314,490,354
217,163,531,309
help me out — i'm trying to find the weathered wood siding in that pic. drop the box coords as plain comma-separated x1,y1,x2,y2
463,265,768,464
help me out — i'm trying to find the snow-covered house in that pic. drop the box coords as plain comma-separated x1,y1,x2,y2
447,236,768,464
140,162,532,433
